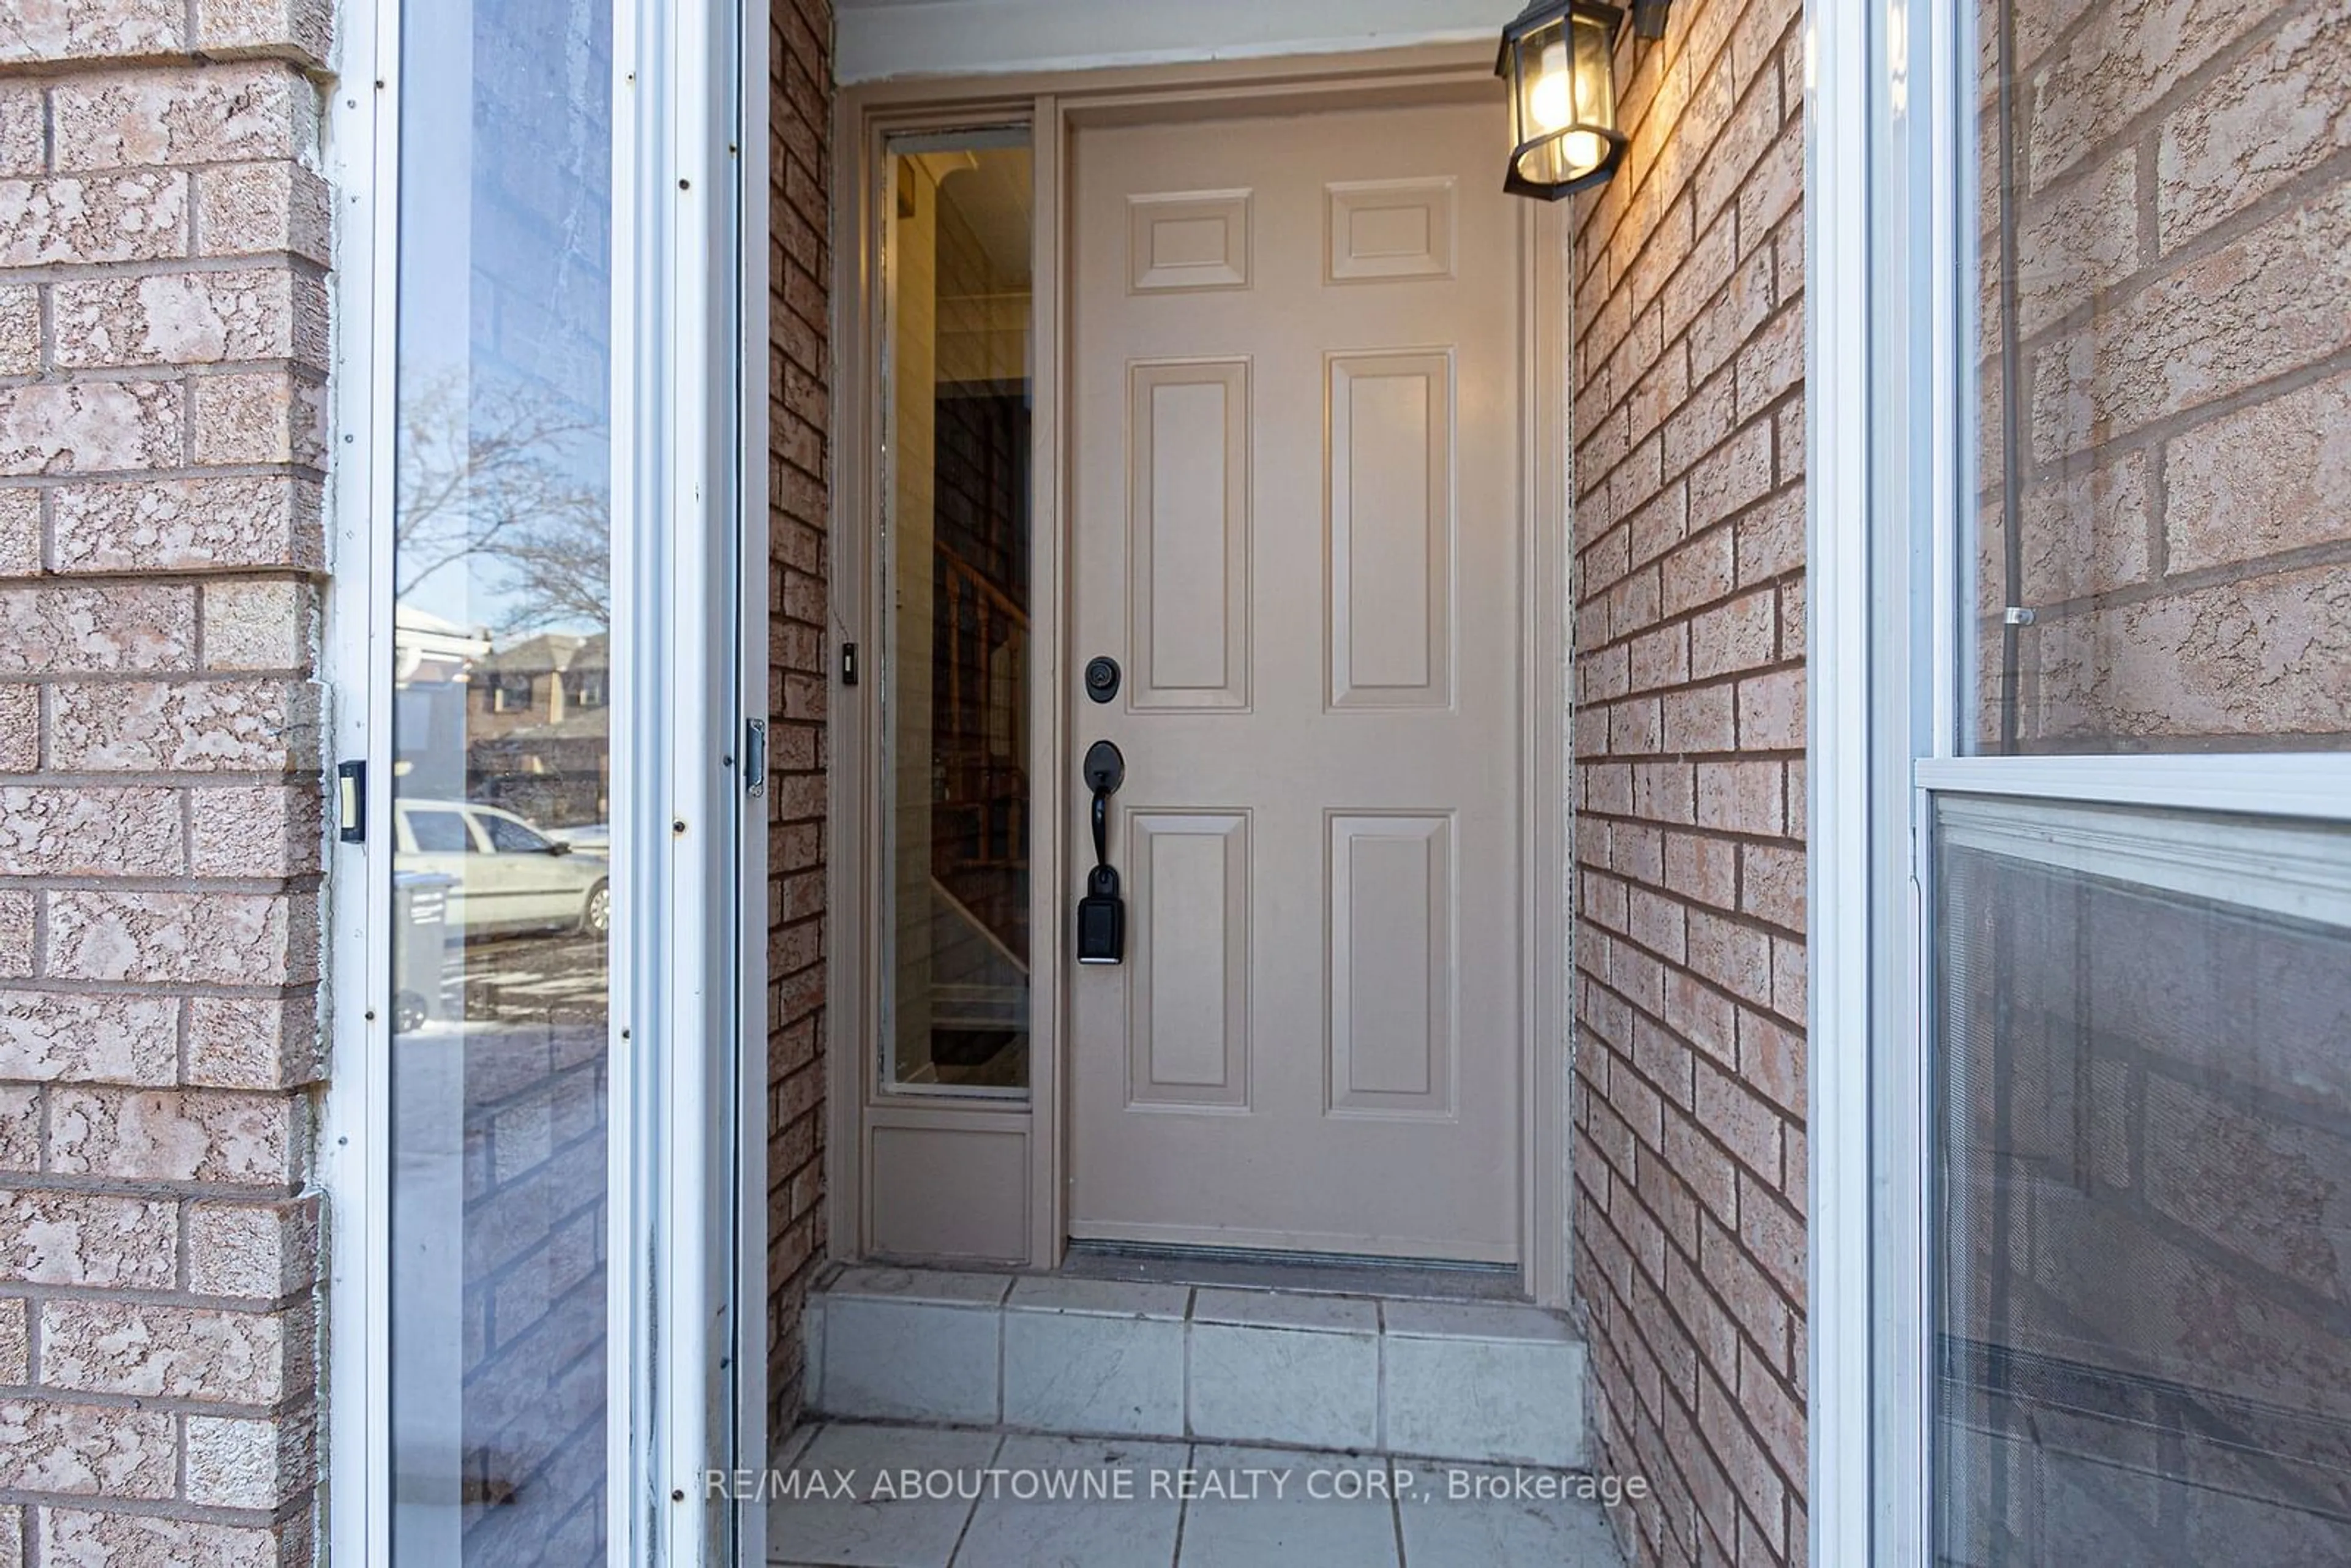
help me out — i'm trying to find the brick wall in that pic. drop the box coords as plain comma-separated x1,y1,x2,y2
0,6,331,1564
1565,1,1809,1563
1979,0,2351,749
767,0,832,1441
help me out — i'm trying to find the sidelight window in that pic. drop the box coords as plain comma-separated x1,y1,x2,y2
878,128,1038,1097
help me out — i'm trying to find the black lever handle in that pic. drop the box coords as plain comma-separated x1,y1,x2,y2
1084,740,1124,869
1078,741,1127,965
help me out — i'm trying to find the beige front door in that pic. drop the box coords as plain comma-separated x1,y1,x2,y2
1068,99,1525,1262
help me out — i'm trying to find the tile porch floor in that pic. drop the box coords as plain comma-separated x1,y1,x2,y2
768,1420,1629,1567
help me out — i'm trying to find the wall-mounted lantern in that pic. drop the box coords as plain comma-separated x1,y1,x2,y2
1497,0,1670,200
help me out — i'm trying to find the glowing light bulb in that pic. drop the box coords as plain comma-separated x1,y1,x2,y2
1528,39,1571,131
1561,129,1607,173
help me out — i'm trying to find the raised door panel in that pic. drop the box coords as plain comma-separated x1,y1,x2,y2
1329,352,1453,710
868,1122,1031,1264
1130,360,1251,710
1128,811,1250,1109
1325,178,1456,283
1128,189,1251,293
1328,812,1454,1117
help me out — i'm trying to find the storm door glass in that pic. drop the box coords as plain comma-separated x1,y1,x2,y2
1968,0,2350,753
1932,800,2351,1563
1933,0,2351,1559
386,0,615,1553
879,130,1037,1096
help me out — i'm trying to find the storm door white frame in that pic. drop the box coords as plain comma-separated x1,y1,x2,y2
318,0,765,1558
1806,2,2351,1563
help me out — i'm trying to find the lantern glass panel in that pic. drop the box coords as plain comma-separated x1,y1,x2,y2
1571,12,1616,133
1510,18,1569,148
1509,7,1619,190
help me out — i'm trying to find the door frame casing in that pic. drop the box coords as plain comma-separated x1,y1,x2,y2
830,43,1575,1304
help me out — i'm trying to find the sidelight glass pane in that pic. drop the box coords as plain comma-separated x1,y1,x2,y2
386,0,614,1553
1967,1,2351,754
1931,795,2351,1563
880,131,1037,1096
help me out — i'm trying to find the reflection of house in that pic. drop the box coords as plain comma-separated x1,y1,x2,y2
471,633,596,734
395,602,492,685
467,633,610,828
390,614,609,829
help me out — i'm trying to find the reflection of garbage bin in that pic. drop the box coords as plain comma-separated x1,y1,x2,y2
392,871,457,1033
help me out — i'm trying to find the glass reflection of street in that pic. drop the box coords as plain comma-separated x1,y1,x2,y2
383,0,615,1547
385,797,612,1563
429,925,610,1030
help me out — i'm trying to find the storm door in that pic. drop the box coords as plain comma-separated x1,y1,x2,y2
367,0,753,1555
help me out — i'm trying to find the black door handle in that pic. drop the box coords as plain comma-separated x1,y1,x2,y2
1084,739,1125,866
1078,741,1125,964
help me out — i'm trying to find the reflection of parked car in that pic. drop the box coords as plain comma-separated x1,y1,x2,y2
392,799,611,938
547,823,610,858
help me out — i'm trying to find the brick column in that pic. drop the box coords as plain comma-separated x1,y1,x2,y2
1567,1,1809,1564
767,0,833,1441
0,6,330,1561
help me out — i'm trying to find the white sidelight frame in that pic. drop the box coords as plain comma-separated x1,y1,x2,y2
1807,1,2351,1564
319,0,763,1558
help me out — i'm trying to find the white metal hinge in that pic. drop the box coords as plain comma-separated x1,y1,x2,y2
743,718,768,797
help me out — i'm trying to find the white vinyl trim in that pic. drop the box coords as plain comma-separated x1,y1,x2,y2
319,0,398,1557
1803,0,1877,1559
655,0,713,1542
607,0,648,1542
626,0,759,1547
644,0,756,1552
735,0,775,1521
1915,754,2351,822
1934,795,2351,929
1870,0,1957,1547
836,0,1494,83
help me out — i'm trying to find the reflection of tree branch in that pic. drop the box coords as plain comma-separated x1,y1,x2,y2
496,500,613,632
394,372,612,633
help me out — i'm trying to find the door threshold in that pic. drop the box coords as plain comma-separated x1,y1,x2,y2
1059,1240,1526,1304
